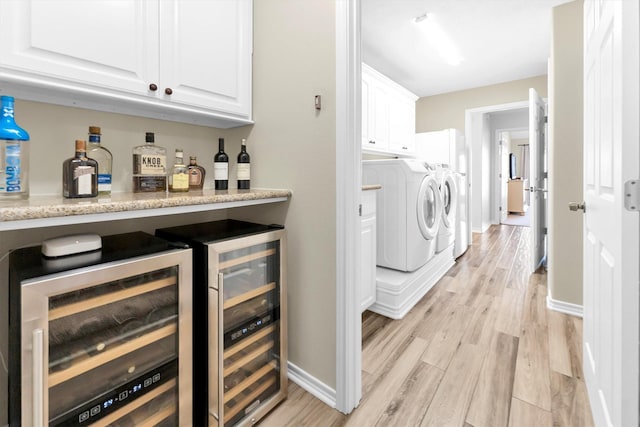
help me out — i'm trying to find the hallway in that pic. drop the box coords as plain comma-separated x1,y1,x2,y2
260,224,593,426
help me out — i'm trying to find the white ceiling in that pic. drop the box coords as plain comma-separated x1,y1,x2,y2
362,0,574,98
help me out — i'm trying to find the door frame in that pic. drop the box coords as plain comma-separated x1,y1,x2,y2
465,100,529,232
335,0,361,414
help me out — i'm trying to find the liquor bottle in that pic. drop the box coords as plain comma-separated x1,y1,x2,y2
0,96,30,199
86,126,113,196
188,156,206,190
132,132,167,192
168,149,189,192
213,138,228,190
237,138,251,190
63,140,98,198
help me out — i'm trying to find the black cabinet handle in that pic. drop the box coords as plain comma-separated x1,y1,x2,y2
164,88,173,95
149,83,158,91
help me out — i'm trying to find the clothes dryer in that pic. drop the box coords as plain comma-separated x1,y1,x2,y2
432,165,457,254
362,159,442,272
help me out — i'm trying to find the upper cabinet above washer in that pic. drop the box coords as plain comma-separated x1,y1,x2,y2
0,0,253,128
361,63,417,156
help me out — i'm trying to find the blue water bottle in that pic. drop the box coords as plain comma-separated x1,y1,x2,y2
0,96,30,199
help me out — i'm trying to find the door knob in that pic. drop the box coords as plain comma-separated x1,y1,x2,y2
568,201,586,212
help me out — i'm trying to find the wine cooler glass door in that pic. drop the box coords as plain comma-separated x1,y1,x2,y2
208,230,286,427
19,249,192,427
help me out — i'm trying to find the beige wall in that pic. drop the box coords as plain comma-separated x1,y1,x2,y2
416,75,548,133
0,1,338,422
225,0,338,389
548,0,583,306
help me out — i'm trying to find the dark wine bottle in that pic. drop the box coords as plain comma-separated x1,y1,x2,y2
214,138,229,190
237,138,251,190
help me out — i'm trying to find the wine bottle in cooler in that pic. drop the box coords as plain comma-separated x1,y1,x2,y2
213,138,228,190
237,138,251,190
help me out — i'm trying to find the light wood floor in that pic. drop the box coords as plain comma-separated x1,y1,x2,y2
259,224,593,427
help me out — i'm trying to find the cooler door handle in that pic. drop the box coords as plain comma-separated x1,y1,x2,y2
33,328,44,427
208,285,219,423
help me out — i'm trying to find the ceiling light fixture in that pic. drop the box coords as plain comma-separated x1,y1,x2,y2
413,13,464,67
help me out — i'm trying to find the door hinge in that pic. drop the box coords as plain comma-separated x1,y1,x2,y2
544,227,548,235
624,180,640,211
499,206,502,211
359,204,362,217
543,171,548,179
544,115,548,123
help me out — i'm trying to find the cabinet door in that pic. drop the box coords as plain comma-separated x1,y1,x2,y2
360,191,377,312
360,215,376,312
371,84,390,149
388,93,415,153
361,73,373,147
0,0,159,95
160,0,252,117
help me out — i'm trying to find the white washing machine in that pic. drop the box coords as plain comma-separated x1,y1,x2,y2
362,159,443,272
432,165,457,253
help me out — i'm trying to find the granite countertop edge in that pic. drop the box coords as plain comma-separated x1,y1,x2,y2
0,188,293,222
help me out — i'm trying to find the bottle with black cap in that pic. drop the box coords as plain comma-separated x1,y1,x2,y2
132,132,167,192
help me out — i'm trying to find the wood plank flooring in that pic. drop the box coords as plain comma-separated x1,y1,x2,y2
259,224,594,427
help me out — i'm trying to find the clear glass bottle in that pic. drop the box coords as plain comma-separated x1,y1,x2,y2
0,96,30,199
132,132,167,192
86,126,113,196
168,149,189,192
63,140,98,198
187,156,206,190
213,138,228,190
237,138,251,190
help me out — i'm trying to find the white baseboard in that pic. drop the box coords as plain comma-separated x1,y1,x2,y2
546,295,583,317
287,361,336,408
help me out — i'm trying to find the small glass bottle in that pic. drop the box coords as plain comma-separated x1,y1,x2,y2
0,96,30,199
213,138,228,190
188,156,206,190
132,132,167,192
63,140,98,198
86,126,113,196
237,138,251,190
168,149,189,192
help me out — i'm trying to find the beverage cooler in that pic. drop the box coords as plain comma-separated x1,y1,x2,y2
155,220,287,427
8,232,193,426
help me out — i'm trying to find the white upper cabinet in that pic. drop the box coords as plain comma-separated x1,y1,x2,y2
0,0,252,128
361,63,417,155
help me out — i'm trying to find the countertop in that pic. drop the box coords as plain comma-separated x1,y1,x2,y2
0,188,292,231
362,184,382,191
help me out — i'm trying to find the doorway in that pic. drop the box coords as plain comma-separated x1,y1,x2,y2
498,128,531,227
465,100,546,252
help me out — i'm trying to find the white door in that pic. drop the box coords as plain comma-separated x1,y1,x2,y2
500,133,509,223
529,88,546,272
582,1,639,426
